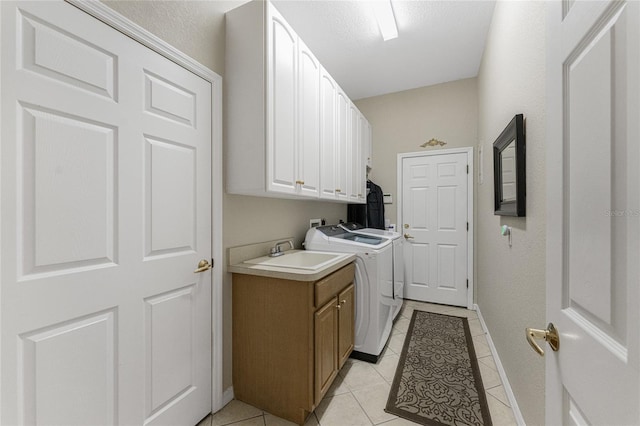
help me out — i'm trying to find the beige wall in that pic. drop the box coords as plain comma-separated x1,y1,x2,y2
355,78,478,226
476,2,546,425
102,0,347,393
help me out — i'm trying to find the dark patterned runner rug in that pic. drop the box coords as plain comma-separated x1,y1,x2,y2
385,310,492,426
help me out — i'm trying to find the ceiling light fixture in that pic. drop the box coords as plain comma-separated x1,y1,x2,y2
371,0,398,41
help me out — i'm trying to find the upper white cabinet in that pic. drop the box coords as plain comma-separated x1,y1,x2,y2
348,103,365,203
267,9,297,195
226,0,369,203
335,87,350,202
319,68,337,200
297,39,321,197
364,120,373,169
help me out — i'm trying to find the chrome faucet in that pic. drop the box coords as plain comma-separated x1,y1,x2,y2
269,240,294,257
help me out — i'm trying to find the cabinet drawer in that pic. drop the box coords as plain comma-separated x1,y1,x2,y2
315,263,355,308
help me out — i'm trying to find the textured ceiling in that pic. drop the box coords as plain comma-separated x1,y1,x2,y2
271,0,496,100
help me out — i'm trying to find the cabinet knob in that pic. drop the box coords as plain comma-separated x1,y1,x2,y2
341,299,346,304
336,304,341,309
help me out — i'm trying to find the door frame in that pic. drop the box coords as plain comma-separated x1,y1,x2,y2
63,0,225,412
397,147,474,309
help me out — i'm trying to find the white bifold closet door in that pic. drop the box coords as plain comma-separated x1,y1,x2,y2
0,2,212,425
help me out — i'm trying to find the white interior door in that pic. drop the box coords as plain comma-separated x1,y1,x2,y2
401,151,469,307
546,1,640,424
0,2,213,425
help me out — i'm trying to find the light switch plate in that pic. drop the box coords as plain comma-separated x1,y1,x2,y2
310,218,322,228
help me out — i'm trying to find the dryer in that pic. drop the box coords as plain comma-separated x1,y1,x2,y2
340,223,404,320
305,225,393,362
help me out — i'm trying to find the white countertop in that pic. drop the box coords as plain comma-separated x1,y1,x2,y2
229,250,356,282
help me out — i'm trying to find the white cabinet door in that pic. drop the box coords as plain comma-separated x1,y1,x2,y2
348,103,362,202
359,114,368,203
297,39,320,198
320,68,337,199
335,88,349,201
0,2,212,425
266,6,297,195
363,120,372,169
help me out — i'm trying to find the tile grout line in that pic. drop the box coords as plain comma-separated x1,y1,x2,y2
486,392,513,410
350,391,376,426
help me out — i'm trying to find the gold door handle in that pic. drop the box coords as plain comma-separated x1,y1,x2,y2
194,259,213,273
526,323,559,356
404,233,414,240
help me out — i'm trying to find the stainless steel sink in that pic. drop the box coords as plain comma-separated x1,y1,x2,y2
243,250,348,271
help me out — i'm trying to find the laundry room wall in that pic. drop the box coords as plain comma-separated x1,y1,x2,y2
476,2,546,424
354,78,479,227
102,0,348,394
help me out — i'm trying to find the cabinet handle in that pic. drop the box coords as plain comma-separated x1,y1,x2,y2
295,180,305,185
341,299,346,305
358,194,363,197
335,189,342,193
336,304,341,310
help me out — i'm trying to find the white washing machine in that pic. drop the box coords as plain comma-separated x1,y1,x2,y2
305,225,394,362
340,223,404,320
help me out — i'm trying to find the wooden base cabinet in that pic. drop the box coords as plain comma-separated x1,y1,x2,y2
232,264,355,425
337,285,355,366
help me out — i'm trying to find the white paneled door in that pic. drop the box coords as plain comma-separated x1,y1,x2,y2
1,2,213,425
401,151,470,307
546,1,640,424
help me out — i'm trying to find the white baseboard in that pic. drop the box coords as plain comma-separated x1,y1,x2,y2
222,386,235,407
474,304,526,426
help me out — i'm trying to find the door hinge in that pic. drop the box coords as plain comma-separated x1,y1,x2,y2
467,222,469,231
466,165,469,174
467,279,469,289
211,258,215,268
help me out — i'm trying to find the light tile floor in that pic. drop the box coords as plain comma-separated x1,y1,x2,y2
198,300,517,426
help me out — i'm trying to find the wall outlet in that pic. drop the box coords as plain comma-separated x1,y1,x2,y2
310,218,322,228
